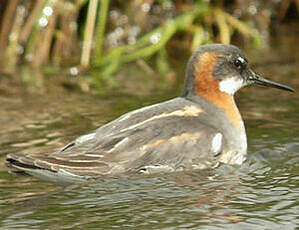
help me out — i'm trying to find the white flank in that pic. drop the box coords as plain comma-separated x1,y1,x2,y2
240,132,247,153
211,133,222,154
219,77,244,95
233,154,246,165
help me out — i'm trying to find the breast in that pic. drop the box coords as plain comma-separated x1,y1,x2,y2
218,127,247,165
186,94,248,166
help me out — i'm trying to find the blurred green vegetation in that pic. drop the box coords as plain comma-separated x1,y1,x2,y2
0,0,298,85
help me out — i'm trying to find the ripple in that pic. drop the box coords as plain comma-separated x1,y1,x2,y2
10,138,48,148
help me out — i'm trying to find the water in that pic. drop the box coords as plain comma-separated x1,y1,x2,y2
0,28,298,229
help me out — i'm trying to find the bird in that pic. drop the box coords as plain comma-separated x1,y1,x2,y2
6,44,294,186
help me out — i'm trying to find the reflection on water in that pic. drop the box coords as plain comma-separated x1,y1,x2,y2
0,27,298,229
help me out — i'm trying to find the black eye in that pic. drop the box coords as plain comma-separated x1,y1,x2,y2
233,57,246,69
234,59,242,68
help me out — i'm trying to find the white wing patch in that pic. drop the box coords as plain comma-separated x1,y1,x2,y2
211,133,222,154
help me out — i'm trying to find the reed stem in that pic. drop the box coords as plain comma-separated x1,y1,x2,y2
0,0,18,59
93,0,110,65
81,0,99,68
19,0,46,45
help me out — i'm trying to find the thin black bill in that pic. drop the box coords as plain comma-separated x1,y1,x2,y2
252,74,295,92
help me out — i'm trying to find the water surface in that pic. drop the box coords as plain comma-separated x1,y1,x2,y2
0,27,298,229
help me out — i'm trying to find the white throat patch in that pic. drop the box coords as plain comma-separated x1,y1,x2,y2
219,77,244,95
